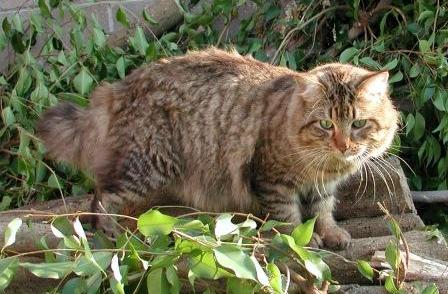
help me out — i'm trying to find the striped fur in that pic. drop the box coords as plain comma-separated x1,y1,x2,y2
37,48,398,248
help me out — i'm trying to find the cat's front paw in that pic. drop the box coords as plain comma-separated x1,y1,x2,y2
319,226,351,250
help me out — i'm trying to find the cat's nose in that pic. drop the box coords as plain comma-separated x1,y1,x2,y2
332,138,350,153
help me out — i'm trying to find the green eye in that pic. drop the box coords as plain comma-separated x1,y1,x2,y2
352,119,367,128
319,120,333,129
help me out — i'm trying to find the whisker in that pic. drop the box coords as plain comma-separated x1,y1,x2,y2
384,152,415,176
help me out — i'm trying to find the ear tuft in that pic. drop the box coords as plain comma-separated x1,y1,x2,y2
358,71,389,97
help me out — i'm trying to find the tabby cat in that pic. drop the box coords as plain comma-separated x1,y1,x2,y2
37,48,398,249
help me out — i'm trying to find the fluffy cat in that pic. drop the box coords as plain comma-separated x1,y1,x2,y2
37,48,398,249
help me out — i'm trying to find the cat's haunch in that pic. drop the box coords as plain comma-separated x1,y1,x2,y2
37,48,398,249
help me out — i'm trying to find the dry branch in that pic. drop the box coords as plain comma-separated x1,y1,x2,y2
347,0,392,40
371,251,448,281
337,280,448,294
338,213,424,239
325,230,448,285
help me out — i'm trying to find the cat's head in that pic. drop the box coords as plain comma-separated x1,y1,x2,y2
287,63,399,172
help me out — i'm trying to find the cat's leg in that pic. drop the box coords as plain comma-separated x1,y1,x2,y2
92,139,182,236
92,189,146,236
256,181,302,225
303,195,350,249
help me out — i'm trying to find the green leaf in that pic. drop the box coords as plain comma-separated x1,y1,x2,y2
10,31,26,53
291,216,316,246
52,217,75,237
356,260,374,282
61,277,87,294
0,196,12,211
86,272,102,294
385,242,399,270
176,219,206,232
12,14,23,33
250,255,269,286
214,214,239,239
146,268,171,294
30,12,44,33
384,275,399,294
433,89,447,111
267,263,282,294
227,277,257,294
116,7,129,28
131,26,149,56
413,112,426,141
143,9,159,25
281,234,331,281
405,113,415,136
116,56,126,79
110,276,125,294
21,261,74,279
214,244,258,281
419,40,430,53
73,68,94,96
422,283,439,294
93,28,106,48
382,58,398,70
409,64,420,78
388,71,403,83
74,252,112,276
2,218,22,249
165,265,180,294
137,210,177,236
418,11,434,23
259,220,289,232
15,68,32,96
110,254,124,294
339,47,359,63
387,219,401,239
0,258,19,291
48,173,64,189
359,57,381,69
38,0,52,18
58,92,89,107
189,251,231,280
2,107,15,127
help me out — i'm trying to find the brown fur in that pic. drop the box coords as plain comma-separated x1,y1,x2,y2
37,48,398,248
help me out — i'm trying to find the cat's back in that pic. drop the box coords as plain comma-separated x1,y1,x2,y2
153,48,284,82
119,48,292,98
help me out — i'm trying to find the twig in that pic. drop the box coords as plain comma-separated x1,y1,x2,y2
270,5,349,64
378,202,410,286
348,0,393,41
278,262,326,294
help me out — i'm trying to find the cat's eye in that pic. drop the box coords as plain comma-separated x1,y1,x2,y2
319,120,333,129
352,119,367,128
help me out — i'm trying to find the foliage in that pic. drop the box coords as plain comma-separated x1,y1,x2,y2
0,1,446,199
0,0,446,292
0,210,333,293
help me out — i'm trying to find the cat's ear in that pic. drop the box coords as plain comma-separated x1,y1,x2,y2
357,71,389,97
293,74,322,101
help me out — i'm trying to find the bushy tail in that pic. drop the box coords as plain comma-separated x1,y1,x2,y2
37,102,89,168
37,84,113,170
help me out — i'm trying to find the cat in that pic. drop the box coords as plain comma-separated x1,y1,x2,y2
37,48,398,249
